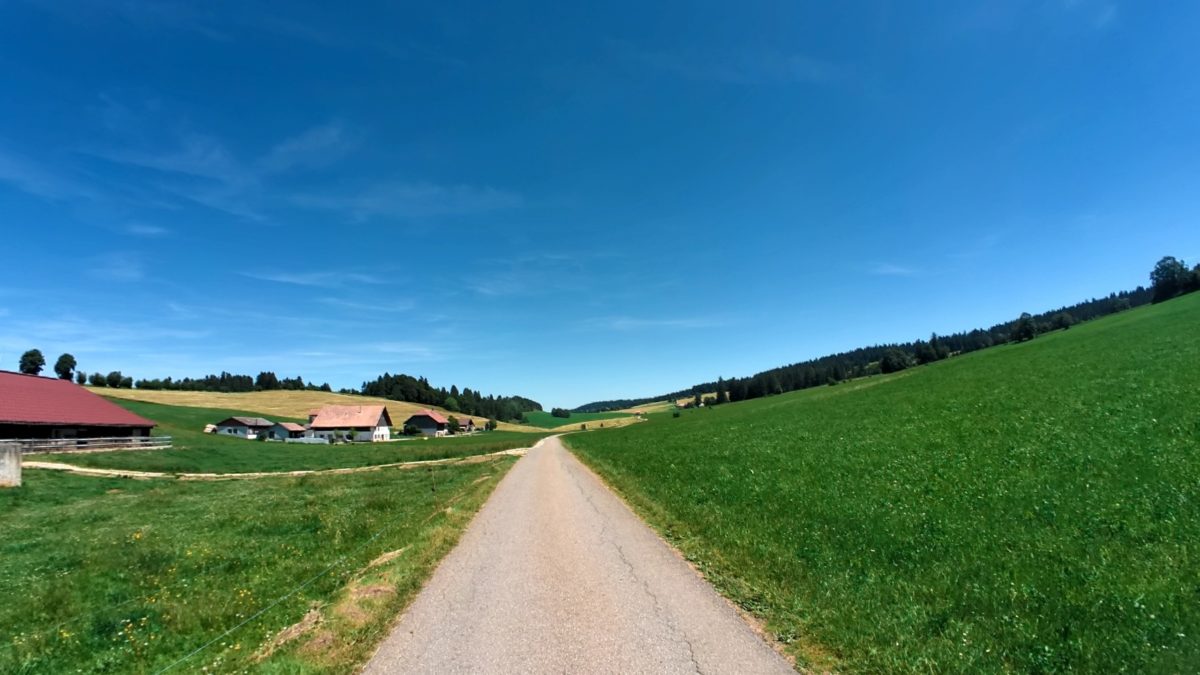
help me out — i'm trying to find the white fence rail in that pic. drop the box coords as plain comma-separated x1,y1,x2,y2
10,436,173,455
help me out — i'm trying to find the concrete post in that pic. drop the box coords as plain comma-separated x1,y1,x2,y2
0,443,20,488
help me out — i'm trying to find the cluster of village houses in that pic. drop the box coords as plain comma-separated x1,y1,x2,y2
209,405,475,443
0,370,473,449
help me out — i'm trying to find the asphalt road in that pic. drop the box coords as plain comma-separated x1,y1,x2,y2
364,436,794,674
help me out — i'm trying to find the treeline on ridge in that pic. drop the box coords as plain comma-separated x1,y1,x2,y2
360,372,542,423
576,255,1199,413
134,372,332,393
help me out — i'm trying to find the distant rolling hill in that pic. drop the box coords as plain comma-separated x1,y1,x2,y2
91,388,541,433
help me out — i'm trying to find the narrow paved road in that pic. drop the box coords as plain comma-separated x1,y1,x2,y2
365,436,794,674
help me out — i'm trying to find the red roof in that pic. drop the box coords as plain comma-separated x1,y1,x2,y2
0,371,156,428
407,409,449,425
308,405,392,429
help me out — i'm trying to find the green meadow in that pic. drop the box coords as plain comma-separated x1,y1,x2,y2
30,398,547,473
0,457,515,673
567,293,1200,672
521,409,631,429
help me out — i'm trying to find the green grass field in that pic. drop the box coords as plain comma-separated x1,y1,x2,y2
0,457,515,673
521,410,631,429
29,398,548,473
566,293,1200,672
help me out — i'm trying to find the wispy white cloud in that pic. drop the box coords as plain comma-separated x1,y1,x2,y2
294,180,523,222
949,232,1004,262
1092,3,1118,29
88,252,145,282
316,297,415,313
613,41,845,86
25,1,463,64
956,0,1119,33
99,132,245,182
124,222,170,237
251,14,466,66
78,109,516,224
462,251,600,298
0,315,211,357
581,315,728,331
366,341,439,359
81,129,267,219
257,122,357,174
21,0,230,40
869,263,922,277
0,149,99,201
241,270,388,288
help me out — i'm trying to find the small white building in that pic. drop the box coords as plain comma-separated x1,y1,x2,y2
213,416,275,440
306,405,392,442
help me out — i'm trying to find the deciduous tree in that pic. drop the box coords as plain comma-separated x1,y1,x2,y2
54,353,77,380
1013,313,1037,342
19,349,45,375
1150,256,1190,302
880,349,912,374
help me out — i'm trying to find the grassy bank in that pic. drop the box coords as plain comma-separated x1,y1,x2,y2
521,410,632,429
30,398,547,473
0,457,515,673
567,293,1200,672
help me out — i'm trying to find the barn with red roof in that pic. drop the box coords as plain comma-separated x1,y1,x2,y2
0,370,156,439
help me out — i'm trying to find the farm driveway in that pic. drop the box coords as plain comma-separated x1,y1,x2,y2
365,436,794,674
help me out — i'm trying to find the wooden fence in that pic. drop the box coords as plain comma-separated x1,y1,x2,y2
10,436,173,455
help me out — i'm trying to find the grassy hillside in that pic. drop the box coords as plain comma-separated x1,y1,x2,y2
0,457,515,673
92,387,541,432
29,399,547,473
617,400,675,414
567,293,1200,672
521,409,633,429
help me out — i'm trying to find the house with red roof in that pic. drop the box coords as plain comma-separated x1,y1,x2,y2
404,409,449,437
307,405,392,442
0,370,156,439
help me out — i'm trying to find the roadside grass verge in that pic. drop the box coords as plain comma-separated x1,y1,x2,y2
0,457,515,673
521,410,632,429
27,398,548,473
566,293,1200,672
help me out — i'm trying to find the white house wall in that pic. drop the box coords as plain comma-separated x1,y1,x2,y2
216,425,258,439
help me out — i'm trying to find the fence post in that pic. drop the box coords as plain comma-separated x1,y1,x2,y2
0,443,20,488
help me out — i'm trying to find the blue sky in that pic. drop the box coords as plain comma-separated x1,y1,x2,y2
1,1,1198,408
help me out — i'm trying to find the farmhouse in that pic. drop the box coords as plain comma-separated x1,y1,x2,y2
0,370,155,439
307,405,392,442
214,416,274,440
404,409,449,437
269,422,306,440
